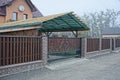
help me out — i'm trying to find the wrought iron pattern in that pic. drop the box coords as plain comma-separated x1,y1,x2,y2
48,38,81,54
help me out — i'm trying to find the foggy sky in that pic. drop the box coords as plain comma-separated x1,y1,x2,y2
31,0,120,16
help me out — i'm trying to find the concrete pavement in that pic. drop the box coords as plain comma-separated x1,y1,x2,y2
1,52,120,80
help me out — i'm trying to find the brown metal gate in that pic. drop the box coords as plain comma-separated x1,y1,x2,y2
48,37,81,61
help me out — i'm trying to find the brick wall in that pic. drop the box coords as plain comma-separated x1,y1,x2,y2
0,16,5,23
5,0,32,22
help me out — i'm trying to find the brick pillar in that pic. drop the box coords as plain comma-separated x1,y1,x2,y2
112,38,116,50
81,38,87,57
41,36,48,65
110,38,113,51
99,38,102,52
114,38,116,50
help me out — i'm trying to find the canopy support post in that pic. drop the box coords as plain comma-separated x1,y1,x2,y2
72,31,78,38
44,32,52,37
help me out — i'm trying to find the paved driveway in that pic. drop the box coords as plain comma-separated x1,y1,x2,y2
1,52,120,80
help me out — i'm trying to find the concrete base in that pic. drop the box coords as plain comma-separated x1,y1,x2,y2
0,60,44,77
46,58,88,70
85,49,112,58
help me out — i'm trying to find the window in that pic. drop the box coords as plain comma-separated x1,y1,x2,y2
12,12,18,21
23,14,28,20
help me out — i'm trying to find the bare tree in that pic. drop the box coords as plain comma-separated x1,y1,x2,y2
82,9,120,37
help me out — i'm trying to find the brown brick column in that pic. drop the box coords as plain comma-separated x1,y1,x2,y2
99,38,102,52
41,36,48,65
112,38,116,50
110,38,113,51
81,38,87,57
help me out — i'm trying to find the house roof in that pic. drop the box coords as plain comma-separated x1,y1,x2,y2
0,0,13,7
0,12,89,33
0,7,6,16
102,27,120,35
0,0,43,18
32,9,43,18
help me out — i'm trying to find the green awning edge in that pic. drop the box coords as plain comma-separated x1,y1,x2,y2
0,22,42,30
39,25,89,32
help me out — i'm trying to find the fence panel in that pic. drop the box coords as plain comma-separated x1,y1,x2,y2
48,38,81,54
0,36,42,66
115,38,120,48
102,38,110,50
87,38,100,52
0,38,1,66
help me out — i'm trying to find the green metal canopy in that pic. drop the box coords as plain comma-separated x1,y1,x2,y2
39,12,89,32
0,12,89,33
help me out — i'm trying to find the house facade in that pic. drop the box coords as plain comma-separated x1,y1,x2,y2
0,0,43,23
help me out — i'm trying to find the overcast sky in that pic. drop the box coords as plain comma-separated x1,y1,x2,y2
31,0,120,16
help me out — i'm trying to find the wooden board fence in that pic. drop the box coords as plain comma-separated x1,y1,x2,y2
0,36,42,66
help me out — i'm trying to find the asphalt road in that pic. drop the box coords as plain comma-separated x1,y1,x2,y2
1,52,120,80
